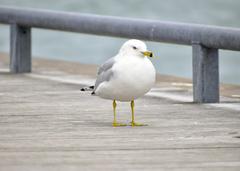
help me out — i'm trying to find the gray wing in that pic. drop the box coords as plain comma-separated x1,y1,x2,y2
93,57,116,92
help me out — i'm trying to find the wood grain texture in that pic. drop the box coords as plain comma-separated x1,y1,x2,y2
0,73,239,171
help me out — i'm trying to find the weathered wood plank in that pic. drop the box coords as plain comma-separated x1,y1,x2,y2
0,73,239,171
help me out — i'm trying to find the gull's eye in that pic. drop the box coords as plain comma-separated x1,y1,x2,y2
132,46,137,50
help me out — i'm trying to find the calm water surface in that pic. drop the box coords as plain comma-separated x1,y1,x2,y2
0,0,239,84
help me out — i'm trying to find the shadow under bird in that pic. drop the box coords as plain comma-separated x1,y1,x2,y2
81,39,156,127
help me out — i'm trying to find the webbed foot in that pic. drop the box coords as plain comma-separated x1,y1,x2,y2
112,122,127,127
130,122,148,127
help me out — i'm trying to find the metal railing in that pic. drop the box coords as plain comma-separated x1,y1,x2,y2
1,6,240,103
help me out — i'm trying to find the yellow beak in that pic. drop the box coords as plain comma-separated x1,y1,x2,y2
142,51,153,57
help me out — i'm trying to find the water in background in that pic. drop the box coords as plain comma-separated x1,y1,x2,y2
0,0,239,84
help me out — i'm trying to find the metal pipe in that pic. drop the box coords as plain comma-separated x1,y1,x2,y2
0,6,240,51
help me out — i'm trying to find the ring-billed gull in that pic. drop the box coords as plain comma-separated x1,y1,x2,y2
81,39,156,127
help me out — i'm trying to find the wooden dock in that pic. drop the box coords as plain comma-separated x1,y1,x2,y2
0,73,240,171
0,56,240,170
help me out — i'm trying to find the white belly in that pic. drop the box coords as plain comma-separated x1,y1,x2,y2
96,57,156,101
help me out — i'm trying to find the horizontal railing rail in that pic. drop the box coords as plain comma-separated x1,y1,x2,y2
1,6,240,50
0,6,240,103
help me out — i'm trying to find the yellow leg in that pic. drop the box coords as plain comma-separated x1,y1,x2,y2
112,100,127,127
130,100,147,126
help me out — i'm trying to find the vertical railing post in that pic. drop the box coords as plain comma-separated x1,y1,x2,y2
10,24,31,73
192,42,219,103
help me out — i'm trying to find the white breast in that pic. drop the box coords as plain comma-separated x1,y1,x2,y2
96,56,156,101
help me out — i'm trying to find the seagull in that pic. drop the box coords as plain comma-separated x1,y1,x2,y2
81,39,156,127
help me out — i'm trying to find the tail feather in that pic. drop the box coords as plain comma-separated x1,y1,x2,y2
80,85,94,91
